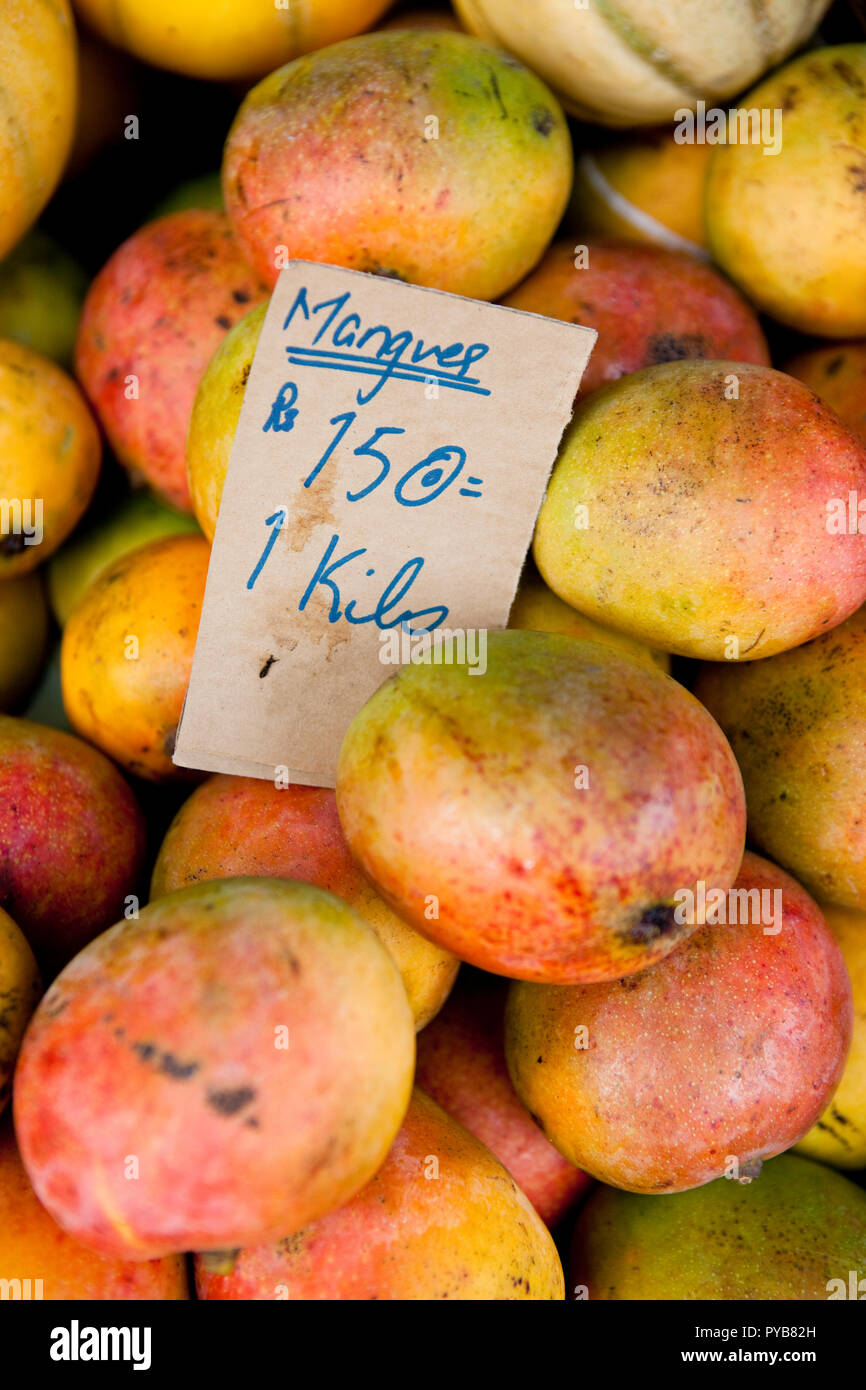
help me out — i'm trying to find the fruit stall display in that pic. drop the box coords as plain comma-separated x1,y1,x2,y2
1,0,866,1309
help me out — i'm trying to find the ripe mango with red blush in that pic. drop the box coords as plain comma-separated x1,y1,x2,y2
506,853,852,1194
0,1119,188,1299
416,969,590,1226
223,31,572,298
75,211,267,511
195,1089,564,1300
337,630,745,984
0,716,145,972
534,360,866,661
502,241,769,398
151,777,458,1030
14,878,415,1259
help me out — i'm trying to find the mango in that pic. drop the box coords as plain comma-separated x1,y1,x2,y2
706,45,866,337
416,970,590,1227
0,0,77,258
571,1153,866,1300
0,717,145,971
61,533,209,782
534,360,866,661
0,1119,188,1299
786,341,866,447
14,878,415,1259
223,31,572,298
337,630,745,984
75,211,268,512
695,606,866,907
195,1089,564,1300
187,302,264,540
0,339,101,577
151,777,458,1030
506,853,852,1195
509,569,668,674
48,491,200,627
503,241,769,399
0,231,86,368
0,573,49,711
72,0,396,82
796,904,866,1170
0,908,40,1116
568,130,711,256
454,0,829,126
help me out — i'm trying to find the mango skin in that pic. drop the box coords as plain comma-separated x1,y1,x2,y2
61,533,210,782
75,211,268,512
0,339,101,577
786,341,866,447
706,45,866,337
796,904,866,1169
337,630,746,984
568,131,711,256
72,0,395,82
223,31,572,298
506,853,853,1195
0,1,77,259
0,716,146,971
0,231,86,368
571,1153,866,1301
13,877,415,1260
509,570,668,674
415,970,590,1227
502,241,769,399
0,908,40,1116
695,606,866,908
534,360,866,661
187,302,265,540
48,491,200,627
195,1089,564,1301
0,573,49,711
0,1120,188,1300
151,777,458,1031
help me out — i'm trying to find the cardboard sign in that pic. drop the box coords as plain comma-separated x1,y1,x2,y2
173,262,595,786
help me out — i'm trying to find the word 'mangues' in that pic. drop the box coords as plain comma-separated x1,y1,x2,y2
674,101,783,156
282,285,491,404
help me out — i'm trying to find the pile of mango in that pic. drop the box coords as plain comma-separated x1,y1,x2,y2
2,0,866,1303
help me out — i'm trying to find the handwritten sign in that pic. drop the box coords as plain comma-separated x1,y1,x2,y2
173,262,595,786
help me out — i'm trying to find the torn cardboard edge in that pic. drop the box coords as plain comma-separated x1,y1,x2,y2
173,261,596,787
